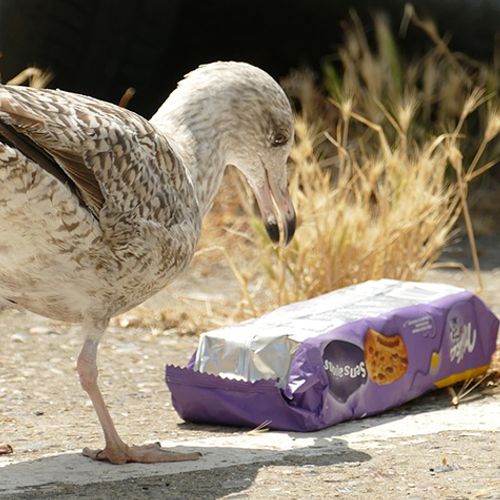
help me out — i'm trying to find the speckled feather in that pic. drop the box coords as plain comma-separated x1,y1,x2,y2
0,86,200,322
0,61,294,328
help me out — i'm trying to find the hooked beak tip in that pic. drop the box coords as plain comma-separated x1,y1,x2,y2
264,208,296,247
284,210,296,246
265,220,281,244
251,168,296,247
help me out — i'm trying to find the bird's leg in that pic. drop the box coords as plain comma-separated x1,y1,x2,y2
77,319,200,464
0,302,13,455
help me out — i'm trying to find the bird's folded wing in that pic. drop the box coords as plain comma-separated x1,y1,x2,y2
0,85,175,221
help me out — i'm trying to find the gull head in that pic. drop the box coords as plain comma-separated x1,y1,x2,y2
176,62,296,246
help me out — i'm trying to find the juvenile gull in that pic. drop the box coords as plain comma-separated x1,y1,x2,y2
0,62,296,464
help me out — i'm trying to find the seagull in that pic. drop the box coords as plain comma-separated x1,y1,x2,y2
0,62,296,464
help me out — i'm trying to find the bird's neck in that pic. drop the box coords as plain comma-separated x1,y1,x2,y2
150,102,227,219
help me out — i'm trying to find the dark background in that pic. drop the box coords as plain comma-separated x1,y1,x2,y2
0,0,499,118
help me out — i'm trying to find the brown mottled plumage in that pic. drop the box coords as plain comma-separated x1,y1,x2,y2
0,62,295,464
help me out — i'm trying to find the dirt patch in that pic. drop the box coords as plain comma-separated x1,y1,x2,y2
1,236,499,499
27,431,497,500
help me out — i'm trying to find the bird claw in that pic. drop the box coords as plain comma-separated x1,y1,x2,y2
82,442,201,464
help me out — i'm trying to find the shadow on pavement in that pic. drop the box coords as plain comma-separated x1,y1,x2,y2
0,437,370,499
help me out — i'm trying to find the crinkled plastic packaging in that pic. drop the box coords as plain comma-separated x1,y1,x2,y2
166,280,499,431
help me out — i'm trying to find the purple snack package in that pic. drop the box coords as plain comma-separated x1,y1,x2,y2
166,280,499,431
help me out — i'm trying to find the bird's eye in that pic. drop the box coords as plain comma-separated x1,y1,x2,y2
272,132,288,147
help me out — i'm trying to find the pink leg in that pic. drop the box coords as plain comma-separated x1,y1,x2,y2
0,304,13,456
77,322,200,465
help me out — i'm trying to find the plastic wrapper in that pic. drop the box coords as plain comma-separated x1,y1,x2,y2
166,280,499,431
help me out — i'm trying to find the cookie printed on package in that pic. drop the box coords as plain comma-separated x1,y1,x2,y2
166,280,499,431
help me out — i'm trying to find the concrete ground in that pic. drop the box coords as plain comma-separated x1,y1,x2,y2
0,234,499,500
1,392,500,500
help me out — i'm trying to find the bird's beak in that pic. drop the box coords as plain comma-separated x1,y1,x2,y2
251,169,296,246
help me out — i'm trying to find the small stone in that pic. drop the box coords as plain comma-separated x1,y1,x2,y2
0,444,13,455
28,326,53,335
222,478,252,489
432,463,464,473
337,486,353,493
10,333,28,343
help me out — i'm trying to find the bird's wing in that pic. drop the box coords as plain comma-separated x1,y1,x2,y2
0,85,193,225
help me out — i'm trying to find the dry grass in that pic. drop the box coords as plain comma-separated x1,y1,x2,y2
217,11,500,318
217,10,500,389
117,11,500,340
2,66,52,88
